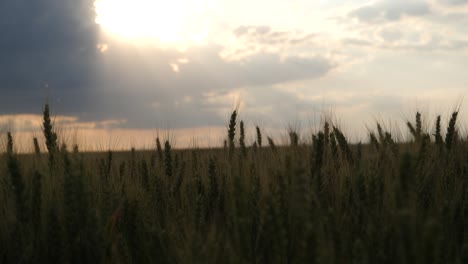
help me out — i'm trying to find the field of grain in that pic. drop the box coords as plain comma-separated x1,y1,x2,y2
0,104,466,263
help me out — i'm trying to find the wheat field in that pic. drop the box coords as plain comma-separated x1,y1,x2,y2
0,104,466,263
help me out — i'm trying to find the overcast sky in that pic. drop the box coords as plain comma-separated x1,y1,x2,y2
1,0,468,150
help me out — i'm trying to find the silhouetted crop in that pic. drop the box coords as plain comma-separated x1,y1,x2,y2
0,104,465,263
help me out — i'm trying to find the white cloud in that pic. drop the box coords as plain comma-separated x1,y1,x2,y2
349,0,431,23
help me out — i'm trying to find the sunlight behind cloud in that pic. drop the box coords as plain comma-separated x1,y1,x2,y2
94,0,216,48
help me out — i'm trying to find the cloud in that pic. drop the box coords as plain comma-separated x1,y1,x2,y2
233,26,271,37
0,0,336,130
439,0,468,5
0,0,99,114
200,85,322,132
88,41,336,129
0,114,126,133
349,0,431,23
338,1,468,53
0,113,228,152
3,0,465,137
225,26,319,60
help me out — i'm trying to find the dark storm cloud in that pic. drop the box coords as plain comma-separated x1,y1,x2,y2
349,0,431,23
0,0,335,130
0,0,99,114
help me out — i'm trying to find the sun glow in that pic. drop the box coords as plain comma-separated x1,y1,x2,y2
94,0,214,46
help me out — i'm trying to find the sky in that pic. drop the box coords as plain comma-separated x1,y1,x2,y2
1,0,468,151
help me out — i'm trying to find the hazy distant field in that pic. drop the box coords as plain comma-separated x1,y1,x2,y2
0,105,466,263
